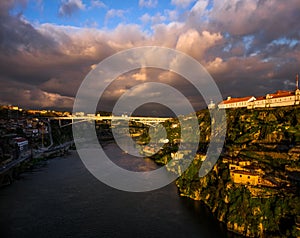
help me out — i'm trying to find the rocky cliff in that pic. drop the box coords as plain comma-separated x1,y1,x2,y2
152,106,300,237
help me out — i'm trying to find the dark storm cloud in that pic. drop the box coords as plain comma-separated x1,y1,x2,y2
0,0,300,111
0,0,63,87
0,10,58,55
0,0,115,108
209,0,300,37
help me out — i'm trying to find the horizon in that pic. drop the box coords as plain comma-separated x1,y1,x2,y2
1,85,299,115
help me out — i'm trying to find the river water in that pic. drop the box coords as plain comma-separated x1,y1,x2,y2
0,142,233,238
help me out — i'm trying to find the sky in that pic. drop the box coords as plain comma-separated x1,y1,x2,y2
0,0,300,114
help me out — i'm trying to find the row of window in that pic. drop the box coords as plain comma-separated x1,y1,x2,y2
231,173,253,179
222,96,297,108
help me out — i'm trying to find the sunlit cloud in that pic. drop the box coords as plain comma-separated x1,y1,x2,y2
132,69,147,81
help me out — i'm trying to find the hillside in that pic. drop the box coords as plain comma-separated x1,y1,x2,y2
151,106,300,237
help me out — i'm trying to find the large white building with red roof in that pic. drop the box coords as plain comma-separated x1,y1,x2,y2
217,74,300,109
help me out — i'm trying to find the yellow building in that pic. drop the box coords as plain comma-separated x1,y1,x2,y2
230,170,261,186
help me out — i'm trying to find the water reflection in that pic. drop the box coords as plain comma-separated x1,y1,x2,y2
0,143,238,238
101,139,159,172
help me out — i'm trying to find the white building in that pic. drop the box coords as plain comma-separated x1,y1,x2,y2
218,74,300,109
248,89,300,108
13,137,29,152
218,96,256,109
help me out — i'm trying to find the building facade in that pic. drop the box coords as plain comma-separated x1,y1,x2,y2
230,170,261,186
218,96,256,109
217,74,300,109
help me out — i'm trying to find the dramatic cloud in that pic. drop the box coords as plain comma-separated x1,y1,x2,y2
0,0,300,112
215,0,300,34
176,30,223,60
0,78,74,109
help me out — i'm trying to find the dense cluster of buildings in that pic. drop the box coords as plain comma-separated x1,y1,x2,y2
0,110,50,166
209,74,300,109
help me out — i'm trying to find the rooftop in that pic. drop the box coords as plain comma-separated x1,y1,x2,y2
220,96,254,105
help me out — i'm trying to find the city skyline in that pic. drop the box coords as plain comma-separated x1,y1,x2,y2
1,0,300,112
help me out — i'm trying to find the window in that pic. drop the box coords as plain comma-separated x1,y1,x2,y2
248,176,250,179
240,175,242,178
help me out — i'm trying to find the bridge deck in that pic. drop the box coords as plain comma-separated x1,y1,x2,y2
50,116,171,122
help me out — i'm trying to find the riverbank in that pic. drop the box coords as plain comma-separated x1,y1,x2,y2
144,107,300,237
0,141,73,187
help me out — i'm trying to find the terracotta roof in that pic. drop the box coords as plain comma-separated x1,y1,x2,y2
255,96,265,101
225,90,295,103
269,90,294,98
220,96,254,105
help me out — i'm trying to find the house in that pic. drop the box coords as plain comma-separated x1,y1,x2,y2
12,137,29,152
230,170,261,186
229,160,271,186
230,170,278,187
218,96,256,109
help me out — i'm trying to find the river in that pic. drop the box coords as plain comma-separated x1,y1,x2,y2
0,141,233,238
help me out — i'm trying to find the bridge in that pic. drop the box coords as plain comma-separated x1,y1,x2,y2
50,115,171,127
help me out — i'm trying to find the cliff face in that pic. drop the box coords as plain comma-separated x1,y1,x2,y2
176,107,300,237
176,160,299,237
196,106,300,146
152,106,300,237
